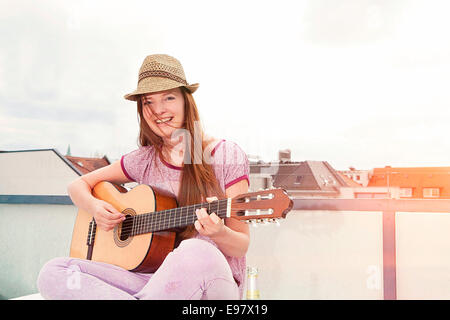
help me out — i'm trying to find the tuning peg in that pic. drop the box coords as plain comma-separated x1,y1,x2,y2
251,220,258,228
270,218,280,227
262,218,270,226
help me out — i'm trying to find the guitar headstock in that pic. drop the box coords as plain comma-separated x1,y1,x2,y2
230,188,293,226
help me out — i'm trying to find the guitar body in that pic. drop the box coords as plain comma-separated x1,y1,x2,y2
69,181,177,273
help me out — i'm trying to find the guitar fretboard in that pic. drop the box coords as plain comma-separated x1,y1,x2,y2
125,198,230,236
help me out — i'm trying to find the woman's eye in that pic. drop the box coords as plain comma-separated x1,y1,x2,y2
166,96,175,101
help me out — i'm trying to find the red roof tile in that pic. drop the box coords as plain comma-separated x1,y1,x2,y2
65,155,110,175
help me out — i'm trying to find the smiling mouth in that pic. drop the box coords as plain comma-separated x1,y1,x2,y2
155,117,173,125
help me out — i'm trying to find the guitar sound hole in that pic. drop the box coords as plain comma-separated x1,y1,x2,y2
119,215,133,241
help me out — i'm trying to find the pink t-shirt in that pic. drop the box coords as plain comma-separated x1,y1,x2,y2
120,139,250,298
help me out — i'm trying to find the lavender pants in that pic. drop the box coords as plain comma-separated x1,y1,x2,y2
37,239,240,300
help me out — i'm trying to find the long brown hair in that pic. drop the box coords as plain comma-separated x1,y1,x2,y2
136,87,225,239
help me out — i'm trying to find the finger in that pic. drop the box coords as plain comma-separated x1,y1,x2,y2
195,209,203,223
98,212,123,226
195,209,205,225
196,208,208,218
105,207,125,219
194,220,204,232
196,209,213,228
106,205,124,218
100,200,121,215
209,212,221,224
199,208,210,225
109,216,126,224
102,217,118,227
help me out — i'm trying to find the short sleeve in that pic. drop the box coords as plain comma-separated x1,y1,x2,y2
120,146,154,183
222,141,250,189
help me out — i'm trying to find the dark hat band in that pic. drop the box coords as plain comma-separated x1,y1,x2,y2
138,70,188,85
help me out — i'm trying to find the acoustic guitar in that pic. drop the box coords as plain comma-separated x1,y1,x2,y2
70,181,293,273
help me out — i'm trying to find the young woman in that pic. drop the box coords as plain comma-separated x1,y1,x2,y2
37,54,250,300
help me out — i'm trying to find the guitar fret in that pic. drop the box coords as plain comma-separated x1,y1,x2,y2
150,211,155,233
217,200,220,219
138,214,142,235
172,207,178,230
137,214,141,235
148,212,152,233
164,209,169,231
167,209,170,230
170,208,174,230
135,215,139,235
145,214,148,234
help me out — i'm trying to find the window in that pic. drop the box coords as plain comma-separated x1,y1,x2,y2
423,188,440,198
400,188,413,198
294,176,302,185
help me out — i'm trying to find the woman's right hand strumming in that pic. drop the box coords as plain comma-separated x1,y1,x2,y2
89,199,126,232
67,160,132,232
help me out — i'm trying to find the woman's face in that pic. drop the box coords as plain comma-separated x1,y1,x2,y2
141,87,185,142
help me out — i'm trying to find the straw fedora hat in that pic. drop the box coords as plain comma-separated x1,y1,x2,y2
124,54,199,101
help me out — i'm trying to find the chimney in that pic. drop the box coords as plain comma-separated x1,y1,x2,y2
279,149,291,163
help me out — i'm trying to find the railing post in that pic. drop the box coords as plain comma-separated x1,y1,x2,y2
382,210,397,300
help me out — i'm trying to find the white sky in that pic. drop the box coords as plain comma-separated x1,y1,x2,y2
1,0,449,170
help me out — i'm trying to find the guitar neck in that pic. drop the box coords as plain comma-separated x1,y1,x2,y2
129,198,231,236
